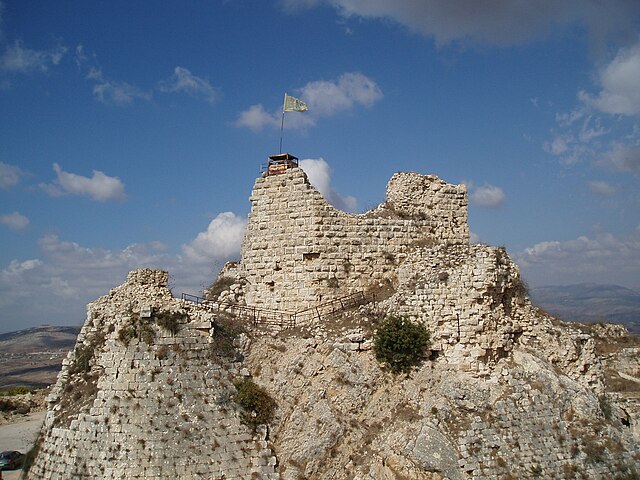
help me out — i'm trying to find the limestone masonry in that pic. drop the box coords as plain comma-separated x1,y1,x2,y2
238,169,468,312
27,166,640,479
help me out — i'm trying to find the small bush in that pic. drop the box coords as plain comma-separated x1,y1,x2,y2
233,378,276,428
374,315,430,374
71,343,96,374
67,328,108,375
155,311,184,335
0,386,31,396
118,325,137,346
599,394,613,420
206,276,236,301
117,318,156,346
211,314,246,360
584,440,606,464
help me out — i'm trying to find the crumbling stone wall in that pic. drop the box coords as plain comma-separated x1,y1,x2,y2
26,269,278,480
384,244,526,374
239,168,468,312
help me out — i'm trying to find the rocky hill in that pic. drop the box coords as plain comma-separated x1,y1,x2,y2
530,284,640,333
24,166,640,479
0,325,80,390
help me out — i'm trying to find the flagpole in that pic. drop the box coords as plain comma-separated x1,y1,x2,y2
279,94,286,154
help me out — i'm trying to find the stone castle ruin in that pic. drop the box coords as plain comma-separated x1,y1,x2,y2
25,163,640,479
238,169,468,312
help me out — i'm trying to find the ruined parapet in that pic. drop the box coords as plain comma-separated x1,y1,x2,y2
386,244,526,373
26,269,278,480
384,172,469,243
126,268,169,286
239,168,468,312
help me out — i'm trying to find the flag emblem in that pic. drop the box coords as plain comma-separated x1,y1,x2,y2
283,93,307,112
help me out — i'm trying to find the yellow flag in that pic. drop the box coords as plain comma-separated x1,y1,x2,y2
283,93,308,112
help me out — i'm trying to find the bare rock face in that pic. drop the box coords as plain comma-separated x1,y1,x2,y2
243,326,638,480
27,168,640,479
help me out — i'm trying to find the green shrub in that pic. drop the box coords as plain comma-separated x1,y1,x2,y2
117,318,156,346
155,311,184,335
211,314,246,360
0,386,31,396
118,325,137,346
73,344,93,373
374,315,430,374
233,378,276,428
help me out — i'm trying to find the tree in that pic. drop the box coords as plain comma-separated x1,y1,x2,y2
374,315,430,374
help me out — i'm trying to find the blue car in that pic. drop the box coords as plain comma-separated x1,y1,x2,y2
0,451,25,470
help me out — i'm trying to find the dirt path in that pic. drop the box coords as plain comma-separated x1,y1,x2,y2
0,411,45,480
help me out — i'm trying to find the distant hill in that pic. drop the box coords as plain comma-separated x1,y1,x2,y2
530,283,640,333
0,325,80,354
0,325,80,390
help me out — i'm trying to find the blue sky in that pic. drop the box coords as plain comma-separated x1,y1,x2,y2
1,1,639,333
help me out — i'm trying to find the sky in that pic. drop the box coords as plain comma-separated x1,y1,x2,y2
1,1,639,333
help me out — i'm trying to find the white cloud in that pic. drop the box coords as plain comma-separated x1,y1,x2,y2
84,66,150,106
0,211,29,230
514,227,640,287
469,231,481,244
234,104,285,132
234,72,382,131
158,66,218,105
545,43,640,170
0,161,25,188
544,134,572,156
299,72,383,116
470,184,505,208
92,78,151,106
588,180,617,196
2,258,42,276
299,158,357,211
0,236,179,332
0,212,251,332
182,212,247,263
0,40,67,73
41,163,126,202
280,0,640,47
578,115,609,142
600,142,640,174
74,44,88,67
580,43,640,116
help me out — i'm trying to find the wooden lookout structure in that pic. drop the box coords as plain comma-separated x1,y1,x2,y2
266,153,298,176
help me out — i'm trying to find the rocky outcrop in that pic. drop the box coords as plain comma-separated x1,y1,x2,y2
27,166,640,479
242,323,638,479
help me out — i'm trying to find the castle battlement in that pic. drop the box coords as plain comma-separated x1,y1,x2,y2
239,167,469,311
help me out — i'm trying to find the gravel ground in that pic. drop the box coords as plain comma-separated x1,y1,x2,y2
0,412,45,480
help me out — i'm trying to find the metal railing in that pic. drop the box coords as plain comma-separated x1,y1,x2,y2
181,293,296,328
181,290,375,329
293,291,371,323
